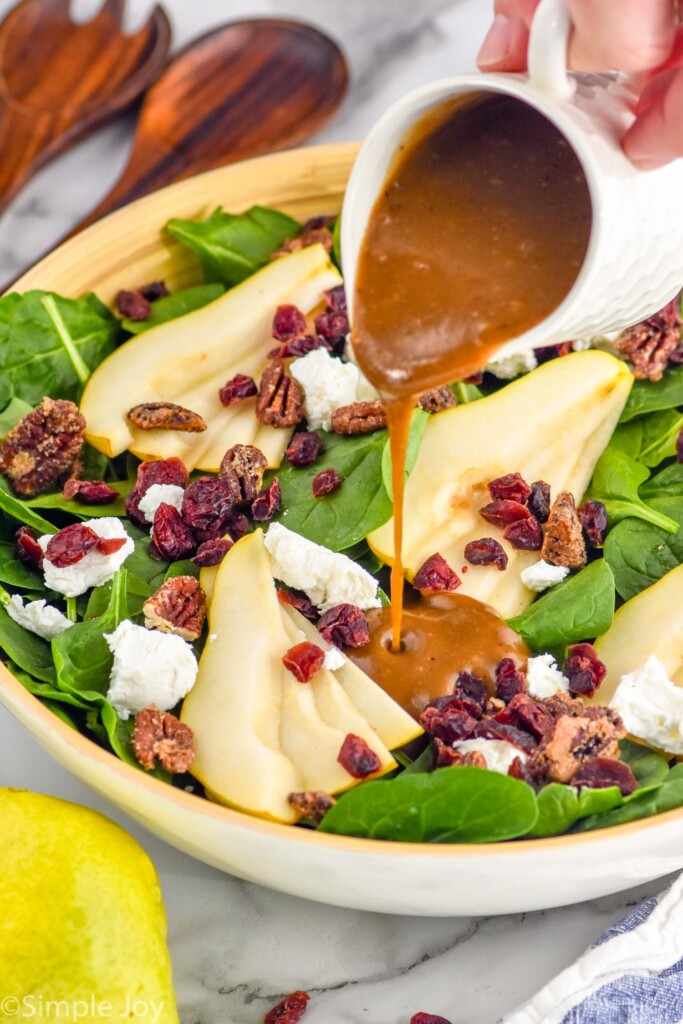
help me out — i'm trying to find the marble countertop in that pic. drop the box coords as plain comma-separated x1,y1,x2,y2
0,1,675,1021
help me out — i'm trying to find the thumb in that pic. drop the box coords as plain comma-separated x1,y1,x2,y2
623,65,683,168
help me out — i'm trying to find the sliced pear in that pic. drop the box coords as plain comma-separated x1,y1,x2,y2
368,351,633,619
81,245,342,471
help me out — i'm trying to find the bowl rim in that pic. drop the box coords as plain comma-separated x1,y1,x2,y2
2,140,681,858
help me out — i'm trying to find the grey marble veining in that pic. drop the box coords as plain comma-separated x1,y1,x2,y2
0,1,672,1021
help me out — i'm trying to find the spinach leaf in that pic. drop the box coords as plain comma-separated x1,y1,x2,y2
318,766,537,842
530,783,626,838
124,524,169,588
340,540,383,575
587,449,678,533
0,396,31,438
641,463,683,499
0,542,44,590
6,661,90,710
164,559,200,582
121,284,225,334
620,365,683,423
508,559,616,650
604,497,683,599
85,573,152,621
167,205,300,286
43,700,79,729
381,409,429,498
332,216,342,270
0,291,119,405
274,429,392,550
0,606,56,683
0,479,57,533
619,738,670,787
453,381,484,403
26,480,129,519
574,763,683,832
609,409,683,468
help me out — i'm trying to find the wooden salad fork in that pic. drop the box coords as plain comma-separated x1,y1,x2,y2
0,0,171,216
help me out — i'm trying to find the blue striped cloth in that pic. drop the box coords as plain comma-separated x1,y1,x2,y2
503,878,683,1023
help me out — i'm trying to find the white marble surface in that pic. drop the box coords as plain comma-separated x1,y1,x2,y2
0,1,676,1021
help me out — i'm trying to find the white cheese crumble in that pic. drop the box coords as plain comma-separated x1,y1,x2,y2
39,517,134,597
526,654,569,700
572,330,622,356
611,655,683,755
6,595,73,641
138,483,185,524
451,738,527,774
485,348,538,380
520,559,570,593
265,523,380,613
323,646,346,670
290,348,360,430
105,619,198,720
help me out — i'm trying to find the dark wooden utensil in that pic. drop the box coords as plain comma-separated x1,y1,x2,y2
70,17,349,234
0,0,172,216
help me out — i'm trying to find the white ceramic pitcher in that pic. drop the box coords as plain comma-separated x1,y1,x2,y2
341,0,683,360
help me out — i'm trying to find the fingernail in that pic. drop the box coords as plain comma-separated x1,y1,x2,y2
477,14,513,68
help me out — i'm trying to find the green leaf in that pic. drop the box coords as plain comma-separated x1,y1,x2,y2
26,480,129,519
0,478,57,533
641,463,683,500
166,205,300,286
453,381,484,403
530,783,626,838
0,396,32,438
508,559,616,650
619,738,670,787
124,524,169,588
609,408,683,468
0,542,44,590
574,763,683,833
121,284,225,334
6,661,90,710
604,497,683,600
318,766,538,843
381,409,429,499
587,448,678,533
164,559,200,582
41,294,91,385
0,606,56,683
332,215,342,270
84,573,152,621
274,429,392,550
620,365,683,423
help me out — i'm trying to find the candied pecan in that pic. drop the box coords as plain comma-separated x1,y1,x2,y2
571,756,637,795
563,642,607,698
464,537,508,570
220,444,267,505
45,523,99,567
485,696,506,717
218,373,257,407
256,360,304,428
543,690,587,721
337,733,381,778
503,517,543,550
139,280,169,302
488,472,532,504
272,304,307,340
15,526,43,570
128,402,207,433
0,397,85,497
454,671,488,713
62,478,118,505
182,477,235,535
277,586,318,622
410,1013,453,1024
541,712,625,783
264,991,310,1024
282,641,325,682
314,309,350,347
420,704,477,744
115,289,151,321
287,791,335,824
473,718,537,753
577,499,608,548
434,739,486,769
418,385,457,414
528,480,551,523
330,401,387,435
271,217,334,259
614,294,682,381
312,468,341,497
286,431,323,467
152,504,196,561
479,499,531,528
252,478,282,522
498,693,555,744
495,658,526,703
143,576,206,642
541,491,587,568
318,603,369,648
132,705,195,773
413,553,461,592
192,537,233,567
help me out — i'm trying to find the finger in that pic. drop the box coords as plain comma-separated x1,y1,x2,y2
477,13,531,70
568,0,677,74
623,65,683,168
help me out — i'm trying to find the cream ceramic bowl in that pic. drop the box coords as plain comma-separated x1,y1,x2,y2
3,143,683,916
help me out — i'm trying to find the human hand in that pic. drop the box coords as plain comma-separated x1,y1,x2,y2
477,0,683,169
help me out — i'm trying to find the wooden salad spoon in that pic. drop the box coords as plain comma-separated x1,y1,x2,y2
70,18,349,235
0,0,172,216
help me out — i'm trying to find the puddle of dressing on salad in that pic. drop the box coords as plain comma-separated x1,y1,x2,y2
352,92,592,655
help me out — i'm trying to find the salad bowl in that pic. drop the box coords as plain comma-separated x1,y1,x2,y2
2,142,683,916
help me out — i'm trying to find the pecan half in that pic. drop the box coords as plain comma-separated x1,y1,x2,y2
615,294,682,381
539,711,625,783
541,491,587,568
220,444,268,505
287,790,336,824
418,386,457,414
271,216,334,260
128,402,207,433
143,576,206,641
330,401,387,435
256,360,304,428
132,705,196,773
0,397,85,497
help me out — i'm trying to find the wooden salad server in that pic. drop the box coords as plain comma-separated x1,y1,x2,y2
0,0,172,216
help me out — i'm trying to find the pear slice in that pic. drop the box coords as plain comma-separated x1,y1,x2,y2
368,351,633,619
81,245,342,471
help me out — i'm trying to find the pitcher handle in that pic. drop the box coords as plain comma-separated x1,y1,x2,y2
527,0,575,99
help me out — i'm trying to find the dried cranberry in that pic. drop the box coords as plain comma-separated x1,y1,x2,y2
312,468,341,497
428,693,482,719
563,643,607,698
15,526,44,570
96,536,127,556
63,479,119,505
324,285,347,313
181,477,235,535
528,480,551,523
535,341,573,362
318,603,369,648
268,335,323,360
219,373,257,407
479,499,531,528
115,289,151,321
410,1014,453,1024
337,734,381,778
576,500,608,547
282,641,325,682
277,587,318,621
264,991,310,1024
139,280,168,302
454,671,488,712
286,431,323,467
225,512,250,540
464,537,508,570
571,756,637,796
314,309,350,345
503,518,543,550
487,472,532,504
137,458,188,493
413,553,461,592
45,523,99,567
495,658,526,703
152,504,196,561
501,693,555,743
474,719,537,752
192,537,233,567
420,704,477,744
252,478,281,522
272,304,307,340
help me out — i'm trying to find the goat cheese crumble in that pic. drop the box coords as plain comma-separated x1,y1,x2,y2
105,620,198,720
526,653,569,700
6,595,73,641
39,518,134,597
265,523,380,613
290,348,360,430
520,559,570,593
485,349,538,380
611,655,683,755
451,738,527,774
138,483,185,524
